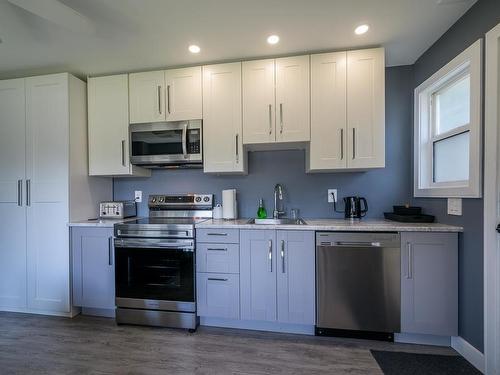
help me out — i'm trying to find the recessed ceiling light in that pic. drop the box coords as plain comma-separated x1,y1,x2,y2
354,24,369,35
188,45,200,54
267,35,280,45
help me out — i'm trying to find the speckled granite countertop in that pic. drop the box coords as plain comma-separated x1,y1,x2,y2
195,218,463,232
68,217,139,228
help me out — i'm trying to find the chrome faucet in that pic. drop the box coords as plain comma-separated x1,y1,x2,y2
273,184,285,219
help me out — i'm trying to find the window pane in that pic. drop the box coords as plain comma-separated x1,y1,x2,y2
435,75,470,135
433,131,469,183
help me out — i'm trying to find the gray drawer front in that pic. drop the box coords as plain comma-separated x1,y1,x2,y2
197,228,239,243
196,272,240,320
197,243,239,274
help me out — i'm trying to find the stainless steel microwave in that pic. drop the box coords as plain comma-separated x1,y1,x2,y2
130,120,202,168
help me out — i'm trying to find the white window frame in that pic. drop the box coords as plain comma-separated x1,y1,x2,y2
414,39,482,198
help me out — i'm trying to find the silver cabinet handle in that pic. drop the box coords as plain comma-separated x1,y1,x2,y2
281,240,285,273
207,247,228,251
206,232,228,236
108,237,113,266
167,85,171,114
235,134,239,163
26,179,31,207
208,278,228,282
17,180,22,207
121,140,126,166
268,104,273,135
279,103,283,134
407,242,413,279
157,85,162,115
182,123,188,159
352,128,356,159
340,128,344,160
268,240,273,272
334,241,381,247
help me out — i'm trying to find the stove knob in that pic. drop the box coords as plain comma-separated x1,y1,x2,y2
195,196,202,202
151,197,157,203
159,197,164,203
203,196,210,202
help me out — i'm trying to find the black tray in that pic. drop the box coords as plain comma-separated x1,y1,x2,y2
384,212,435,223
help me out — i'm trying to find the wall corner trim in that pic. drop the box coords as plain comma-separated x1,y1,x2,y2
451,336,485,373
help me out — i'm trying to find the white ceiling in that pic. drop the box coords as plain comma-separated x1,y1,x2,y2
0,0,477,79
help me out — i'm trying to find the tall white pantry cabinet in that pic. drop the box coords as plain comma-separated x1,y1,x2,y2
0,73,111,316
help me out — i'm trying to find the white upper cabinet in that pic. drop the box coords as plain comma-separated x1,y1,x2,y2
242,59,276,144
202,62,246,174
308,48,385,171
347,48,385,169
129,70,165,124
165,66,202,121
308,52,347,171
275,55,310,143
88,75,150,177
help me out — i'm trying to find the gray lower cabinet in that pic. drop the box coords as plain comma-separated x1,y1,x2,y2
240,229,315,325
197,273,240,319
400,232,458,336
71,227,115,310
196,229,240,320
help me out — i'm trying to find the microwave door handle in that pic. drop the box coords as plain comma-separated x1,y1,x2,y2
182,123,188,158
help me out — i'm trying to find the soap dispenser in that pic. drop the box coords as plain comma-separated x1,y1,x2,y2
257,198,267,219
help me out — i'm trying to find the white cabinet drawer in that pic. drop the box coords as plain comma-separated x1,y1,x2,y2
197,243,239,274
196,229,239,243
197,273,240,319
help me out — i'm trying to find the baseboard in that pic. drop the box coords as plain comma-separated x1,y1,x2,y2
0,307,75,318
81,307,115,318
451,336,485,373
394,333,451,347
200,317,314,335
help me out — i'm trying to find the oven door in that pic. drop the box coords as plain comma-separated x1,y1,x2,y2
114,238,195,312
130,120,202,166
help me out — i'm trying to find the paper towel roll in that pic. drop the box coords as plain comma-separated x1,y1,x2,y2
222,189,237,219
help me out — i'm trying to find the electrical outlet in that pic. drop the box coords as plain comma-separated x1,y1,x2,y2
328,189,338,203
447,198,462,216
134,190,142,203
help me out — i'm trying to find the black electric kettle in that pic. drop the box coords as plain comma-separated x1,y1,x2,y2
334,196,368,219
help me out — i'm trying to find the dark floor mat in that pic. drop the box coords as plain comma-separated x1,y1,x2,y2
371,350,481,375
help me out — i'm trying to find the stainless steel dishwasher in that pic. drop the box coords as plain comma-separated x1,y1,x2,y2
316,232,401,341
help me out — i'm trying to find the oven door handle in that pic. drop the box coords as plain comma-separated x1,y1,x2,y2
114,239,194,250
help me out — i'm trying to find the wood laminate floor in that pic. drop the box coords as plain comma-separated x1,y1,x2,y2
0,312,459,375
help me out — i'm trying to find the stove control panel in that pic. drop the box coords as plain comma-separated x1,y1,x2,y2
148,194,213,209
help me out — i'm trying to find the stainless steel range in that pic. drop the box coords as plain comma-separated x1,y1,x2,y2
113,193,213,330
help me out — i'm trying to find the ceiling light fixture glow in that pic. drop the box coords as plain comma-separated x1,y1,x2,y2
354,24,369,35
188,45,201,53
267,35,280,45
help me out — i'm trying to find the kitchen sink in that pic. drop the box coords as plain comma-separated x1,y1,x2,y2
247,218,308,225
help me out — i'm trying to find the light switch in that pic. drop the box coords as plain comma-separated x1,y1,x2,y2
447,198,462,216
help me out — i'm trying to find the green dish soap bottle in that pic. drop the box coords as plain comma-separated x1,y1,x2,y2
257,198,267,219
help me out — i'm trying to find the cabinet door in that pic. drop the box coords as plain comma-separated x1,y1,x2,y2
401,232,458,336
276,231,315,325
308,52,347,171
129,71,165,124
275,55,310,143
242,59,275,144
89,75,133,176
202,63,245,173
0,78,27,310
165,66,202,121
25,74,70,313
347,48,385,169
240,230,276,321
72,227,115,309
197,273,240,319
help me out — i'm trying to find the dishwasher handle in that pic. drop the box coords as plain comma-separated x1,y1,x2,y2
332,241,382,247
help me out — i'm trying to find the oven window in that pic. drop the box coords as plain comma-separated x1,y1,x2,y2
115,247,194,302
131,130,183,156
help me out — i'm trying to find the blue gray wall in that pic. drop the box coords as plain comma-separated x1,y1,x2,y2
114,65,414,219
412,0,500,353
